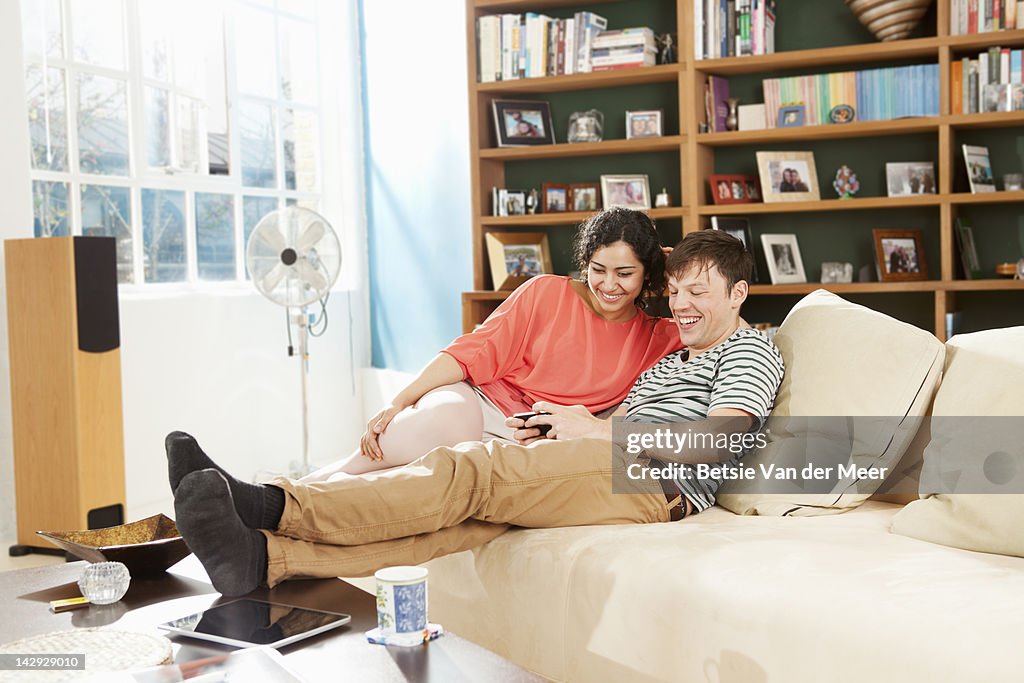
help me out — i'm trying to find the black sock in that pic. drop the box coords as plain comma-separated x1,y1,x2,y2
166,431,282,530
174,468,268,597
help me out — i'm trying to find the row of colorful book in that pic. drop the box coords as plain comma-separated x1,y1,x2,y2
477,12,658,82
761,64,940,127
694,0,776,59
953,47,1024,113
950,0,1024,34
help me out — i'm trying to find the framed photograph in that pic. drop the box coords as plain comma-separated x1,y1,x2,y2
829,104,855,124
710,217,759,283
963,144,996,193
709,174,761,205
485,232,553,290
494,188,527,216
760,234,806,284
542,183,569,213
955,218,983,280
600,174,651,210
756,151,820,202
777,105,805,128
873,229,928,282
625,110,664,139
568,183,600,212
492,100,555,147
885,162,937,197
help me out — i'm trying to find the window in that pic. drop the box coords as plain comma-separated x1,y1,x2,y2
20,0,323,286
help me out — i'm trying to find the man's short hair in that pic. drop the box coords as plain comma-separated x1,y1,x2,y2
665,230,753,291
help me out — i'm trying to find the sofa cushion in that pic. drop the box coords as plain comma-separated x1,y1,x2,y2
718,289,944,516
891,327,1024,557
416,503,1024,682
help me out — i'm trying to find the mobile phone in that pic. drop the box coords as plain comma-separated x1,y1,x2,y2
512,411,552,437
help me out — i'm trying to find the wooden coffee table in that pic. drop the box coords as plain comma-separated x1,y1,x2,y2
0,556,543,681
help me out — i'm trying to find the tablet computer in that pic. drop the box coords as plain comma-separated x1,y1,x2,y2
158,599,351,649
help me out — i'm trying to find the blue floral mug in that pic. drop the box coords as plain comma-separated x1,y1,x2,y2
375,566,428,642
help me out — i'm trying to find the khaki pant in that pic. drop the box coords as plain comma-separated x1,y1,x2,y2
261,437,673,587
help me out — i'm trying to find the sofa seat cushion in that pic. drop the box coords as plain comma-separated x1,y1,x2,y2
718,289,944,515
891,327,1024,557
415,504,1024,682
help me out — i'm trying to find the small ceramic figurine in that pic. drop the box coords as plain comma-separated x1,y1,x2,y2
658,33,676,65
833,165,860,199
655,188,671,208
526,189,539,215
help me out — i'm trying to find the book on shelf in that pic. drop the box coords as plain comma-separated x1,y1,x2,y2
476,12,620,82
705,76,731,131
590,28,658,71
950,0,1024,34
694,0,775,59
955,47,1024,113
759,64,938,127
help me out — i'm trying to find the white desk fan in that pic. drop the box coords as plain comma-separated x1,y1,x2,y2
247,206,342,476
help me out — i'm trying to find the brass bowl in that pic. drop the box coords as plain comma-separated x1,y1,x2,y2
37,514,190,577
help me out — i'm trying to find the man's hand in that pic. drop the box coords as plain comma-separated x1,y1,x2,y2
505,402,612,444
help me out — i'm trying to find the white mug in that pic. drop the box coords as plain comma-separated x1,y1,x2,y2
374,566,428,644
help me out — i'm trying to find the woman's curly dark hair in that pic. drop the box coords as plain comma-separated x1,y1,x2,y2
572,207,665,310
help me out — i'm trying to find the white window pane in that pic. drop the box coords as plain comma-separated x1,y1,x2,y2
144,87,170,167
137,0,172,81
21,0,63,58
280,0,316,19
69,0,125,69
240,101,276,188
235,7,277,98
81,184,133,283
243,196,277,249
176,96,202,173
279,19,316,103
77,73,129,176
195,193,235,281
282,109,318,192
141,188,186,283
32,180,69,237
26,64,68,171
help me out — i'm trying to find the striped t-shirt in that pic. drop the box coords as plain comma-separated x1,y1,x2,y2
624,328,785,513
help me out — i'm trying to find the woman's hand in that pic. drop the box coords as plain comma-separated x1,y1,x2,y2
506,402,612,444
360,404,405,460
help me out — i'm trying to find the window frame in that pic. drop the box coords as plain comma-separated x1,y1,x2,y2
21,0,326,291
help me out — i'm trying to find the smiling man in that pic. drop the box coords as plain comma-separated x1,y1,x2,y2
169,230,784,597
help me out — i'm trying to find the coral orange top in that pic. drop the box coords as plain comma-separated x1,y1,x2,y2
442,275,683,416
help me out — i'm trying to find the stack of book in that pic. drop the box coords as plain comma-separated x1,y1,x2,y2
761,64,939,127
950,0,1024,33
694,0,776,60
591,28,657,71
475,12,608,82
953,47,1024,113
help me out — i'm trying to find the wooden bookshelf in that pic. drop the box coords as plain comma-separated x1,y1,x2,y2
463,0,1024,337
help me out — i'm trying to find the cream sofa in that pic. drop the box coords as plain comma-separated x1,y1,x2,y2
411,291,1024,683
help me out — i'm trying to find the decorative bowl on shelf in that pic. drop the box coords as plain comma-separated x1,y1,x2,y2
36,514,190,577
845,0,934,42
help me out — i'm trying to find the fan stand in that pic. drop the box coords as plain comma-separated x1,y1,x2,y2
290,306,313,478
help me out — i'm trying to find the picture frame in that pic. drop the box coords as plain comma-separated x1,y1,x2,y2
777,105,805,128
710,217,759,283
492,100,556,147
485,232,553,290
962,144,996,193
885,162,937,197
625,109,664,139
756,151,820,202
493,188,528,216
760,233,806,284
568,183,600,212
709,174,762,205
829,104,855,124
541,183,569,213
955,218,983,280
873,229,929,282
600,174,651,210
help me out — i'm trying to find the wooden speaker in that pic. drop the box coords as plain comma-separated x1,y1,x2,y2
5,236,126,553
